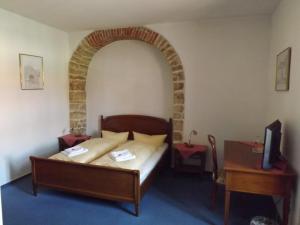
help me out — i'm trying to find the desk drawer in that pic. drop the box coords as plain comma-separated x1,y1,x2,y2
225,171,291,196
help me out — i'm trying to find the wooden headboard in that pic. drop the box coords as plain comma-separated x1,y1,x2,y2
100,114,173,148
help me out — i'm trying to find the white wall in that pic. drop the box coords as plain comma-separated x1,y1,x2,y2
267,0,300,224
149,17,271,167
69,16,271,168
0,8,69,185
86,40,173,136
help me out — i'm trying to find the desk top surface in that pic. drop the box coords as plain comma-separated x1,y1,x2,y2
224,141,295,176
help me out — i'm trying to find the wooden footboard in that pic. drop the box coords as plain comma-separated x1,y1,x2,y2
30,156,141,215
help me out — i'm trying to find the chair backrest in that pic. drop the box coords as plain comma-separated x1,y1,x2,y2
208,134,218,180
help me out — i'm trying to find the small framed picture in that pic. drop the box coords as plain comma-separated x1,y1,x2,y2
275,47,291,91
19,54,44,90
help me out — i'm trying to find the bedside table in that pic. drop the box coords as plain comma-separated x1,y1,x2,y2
58,134,91,151
172,143,208,174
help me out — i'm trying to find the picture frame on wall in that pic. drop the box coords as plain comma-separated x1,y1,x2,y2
19,54,44,90
275,47,291,91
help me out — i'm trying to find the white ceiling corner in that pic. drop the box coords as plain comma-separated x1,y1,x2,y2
0,0,280,31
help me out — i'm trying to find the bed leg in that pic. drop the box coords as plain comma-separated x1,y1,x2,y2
31,157,38,196
32,182,38,196
134,203,140,216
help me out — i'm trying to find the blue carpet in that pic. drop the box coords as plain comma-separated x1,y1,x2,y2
2,171,278,225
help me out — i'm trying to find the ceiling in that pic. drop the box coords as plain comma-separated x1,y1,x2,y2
0,0,280,31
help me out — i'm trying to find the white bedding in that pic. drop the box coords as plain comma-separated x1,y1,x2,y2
49,138,121,163
139,143,168,184
90,141,157,170
50,138,168,185
89,141,168,184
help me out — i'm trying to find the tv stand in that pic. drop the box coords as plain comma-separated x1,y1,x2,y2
224,141,296,225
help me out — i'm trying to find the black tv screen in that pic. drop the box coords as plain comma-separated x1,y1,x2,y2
261,120,282,169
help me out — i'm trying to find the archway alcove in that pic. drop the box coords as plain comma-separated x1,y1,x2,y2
86,40,173,135
69,27,185,142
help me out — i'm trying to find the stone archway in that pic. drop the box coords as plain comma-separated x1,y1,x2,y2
69,27,184,142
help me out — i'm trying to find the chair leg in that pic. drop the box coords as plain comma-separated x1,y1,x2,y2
211,182,218,209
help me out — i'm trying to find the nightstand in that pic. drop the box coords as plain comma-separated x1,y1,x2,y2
172,143,208,174
58,134,91,151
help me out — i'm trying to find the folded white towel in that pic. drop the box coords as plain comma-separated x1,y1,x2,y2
64,145,84,153
112,154,136,162
62,146,88,157
109,149,136,162
110,149,130,158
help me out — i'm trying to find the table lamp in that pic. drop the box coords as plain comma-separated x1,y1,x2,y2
185,130,198,147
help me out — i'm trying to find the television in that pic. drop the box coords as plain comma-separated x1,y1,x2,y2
261,120,282,169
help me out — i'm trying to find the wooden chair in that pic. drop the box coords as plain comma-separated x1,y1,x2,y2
208,134,225,208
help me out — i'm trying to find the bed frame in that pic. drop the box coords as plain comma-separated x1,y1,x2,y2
30,114,173,216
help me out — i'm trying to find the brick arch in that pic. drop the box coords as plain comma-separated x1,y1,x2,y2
69,27,184,142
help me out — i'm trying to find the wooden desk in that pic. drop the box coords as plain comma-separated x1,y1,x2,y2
224,141,296,225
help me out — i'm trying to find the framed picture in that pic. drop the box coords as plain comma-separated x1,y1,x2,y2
275,47,291,91
19,54,44,90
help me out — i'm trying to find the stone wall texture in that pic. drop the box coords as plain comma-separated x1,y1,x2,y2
69,27,185,142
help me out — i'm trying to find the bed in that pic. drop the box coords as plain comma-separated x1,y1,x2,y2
30,114,173,216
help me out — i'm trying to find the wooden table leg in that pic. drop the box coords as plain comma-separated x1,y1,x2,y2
199,152,206,175
282,195,290,225
224,190,231,225
171,148,175,168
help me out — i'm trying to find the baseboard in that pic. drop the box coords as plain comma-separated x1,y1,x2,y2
0,188,3,225
1,173,31,188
